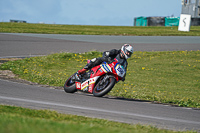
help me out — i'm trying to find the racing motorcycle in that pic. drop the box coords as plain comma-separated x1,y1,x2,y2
64,56,126,97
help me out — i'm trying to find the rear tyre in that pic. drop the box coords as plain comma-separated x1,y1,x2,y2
64,74,77,93
93,76,115,97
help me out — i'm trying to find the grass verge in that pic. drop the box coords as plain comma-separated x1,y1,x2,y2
0,51,199,108
0,22,200,36
0,105,197,133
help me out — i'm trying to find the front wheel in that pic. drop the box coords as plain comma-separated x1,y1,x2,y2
93,76,115,97
64,74,77,93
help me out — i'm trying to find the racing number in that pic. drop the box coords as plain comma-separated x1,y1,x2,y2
117,66,124,76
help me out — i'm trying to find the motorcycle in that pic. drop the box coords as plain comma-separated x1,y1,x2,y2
64,56,126,97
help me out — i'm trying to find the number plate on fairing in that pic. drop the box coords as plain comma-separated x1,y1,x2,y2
115,64,125,78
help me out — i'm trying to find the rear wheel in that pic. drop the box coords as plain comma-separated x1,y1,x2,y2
64,74,77,93
93,76,115,97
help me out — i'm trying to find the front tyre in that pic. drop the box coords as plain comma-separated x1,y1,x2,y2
64,74,77,93
93,76,115,97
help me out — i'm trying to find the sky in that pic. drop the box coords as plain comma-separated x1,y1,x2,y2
0,0,182,26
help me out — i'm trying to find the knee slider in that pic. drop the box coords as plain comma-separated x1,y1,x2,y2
91,58,97,62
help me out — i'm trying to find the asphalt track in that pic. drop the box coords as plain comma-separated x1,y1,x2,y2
0,33,200,57
0,33,200,131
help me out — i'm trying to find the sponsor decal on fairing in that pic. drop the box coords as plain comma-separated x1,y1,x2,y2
100,63,112,73
81,76,99,90
75,82,81,89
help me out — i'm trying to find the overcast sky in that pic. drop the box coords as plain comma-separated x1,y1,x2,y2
0,0,182,26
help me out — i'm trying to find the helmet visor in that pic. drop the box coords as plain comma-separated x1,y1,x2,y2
126,50,132,57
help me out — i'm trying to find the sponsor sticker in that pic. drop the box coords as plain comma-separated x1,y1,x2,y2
81,77,98,91
76,82,81,89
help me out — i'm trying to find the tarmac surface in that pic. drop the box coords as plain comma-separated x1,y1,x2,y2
0,33,200,58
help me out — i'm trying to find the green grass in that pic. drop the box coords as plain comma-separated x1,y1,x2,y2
0,51,200,108
0,105,197,133
0,22,200,36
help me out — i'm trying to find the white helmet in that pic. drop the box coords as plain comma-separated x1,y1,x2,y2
121,44,133,59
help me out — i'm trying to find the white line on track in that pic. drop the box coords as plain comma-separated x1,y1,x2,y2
0,95,199,125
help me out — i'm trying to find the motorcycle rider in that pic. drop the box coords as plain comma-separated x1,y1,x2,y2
74,44,133,81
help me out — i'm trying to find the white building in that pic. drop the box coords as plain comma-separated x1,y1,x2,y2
182,0,200,17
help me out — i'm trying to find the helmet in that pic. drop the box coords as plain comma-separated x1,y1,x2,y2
121,44,133,59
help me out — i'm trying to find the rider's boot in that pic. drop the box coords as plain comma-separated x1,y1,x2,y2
73,60,93,81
